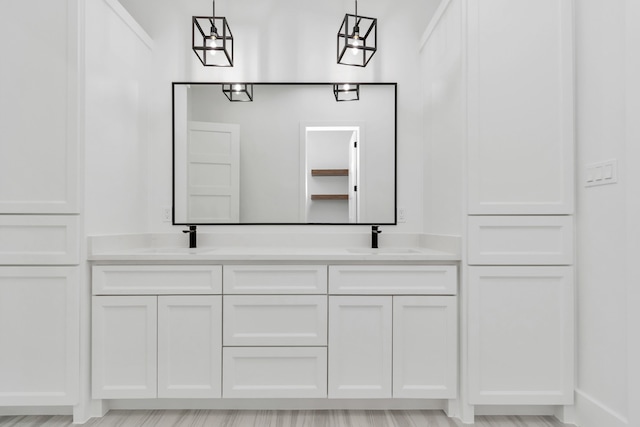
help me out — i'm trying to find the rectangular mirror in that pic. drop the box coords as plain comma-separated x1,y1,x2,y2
173,82,397,225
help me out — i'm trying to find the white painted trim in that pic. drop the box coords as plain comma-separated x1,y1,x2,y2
106,398,447,411
0,406,73,416
419,0,454,52
575,389,629,427
474,405,557,416
103,0,154,49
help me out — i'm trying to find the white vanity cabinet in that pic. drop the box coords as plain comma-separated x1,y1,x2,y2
328,265,458,399
91,266,222,399
90,261,458,403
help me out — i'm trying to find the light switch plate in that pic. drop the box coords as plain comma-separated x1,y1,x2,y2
585,159,618,187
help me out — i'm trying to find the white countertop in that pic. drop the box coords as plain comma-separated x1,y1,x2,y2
87,233,461,262
88,246,459,262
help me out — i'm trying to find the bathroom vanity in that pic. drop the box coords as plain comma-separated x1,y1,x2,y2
89,246,459,406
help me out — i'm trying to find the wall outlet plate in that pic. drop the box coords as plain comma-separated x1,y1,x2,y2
398,207,407,223
585,159,618,187
162,206,172,222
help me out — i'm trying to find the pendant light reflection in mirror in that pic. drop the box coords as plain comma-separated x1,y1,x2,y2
334,84,360,101
222,84,253,102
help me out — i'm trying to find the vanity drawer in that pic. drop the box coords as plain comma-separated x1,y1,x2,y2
223,347,327,398
329,265,457,295
223,295,327,346
467,216,574,265
92,265,222,295
223,265,327,294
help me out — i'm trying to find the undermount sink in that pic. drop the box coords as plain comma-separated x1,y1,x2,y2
136,247,216,254
346,248,421,254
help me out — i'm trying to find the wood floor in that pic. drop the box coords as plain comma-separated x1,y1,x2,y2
0,410,575,427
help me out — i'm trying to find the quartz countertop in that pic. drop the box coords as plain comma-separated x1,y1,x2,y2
87,233,461,263
88,246,459,263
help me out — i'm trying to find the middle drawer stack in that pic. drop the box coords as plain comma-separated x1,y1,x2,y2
222,265,328,398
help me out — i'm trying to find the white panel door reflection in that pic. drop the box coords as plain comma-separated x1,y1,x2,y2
186,122,240,223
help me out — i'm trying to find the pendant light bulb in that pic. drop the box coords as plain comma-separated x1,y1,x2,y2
208,1,218,53
350,0,360,55
233,84,242,92
350,34,361,55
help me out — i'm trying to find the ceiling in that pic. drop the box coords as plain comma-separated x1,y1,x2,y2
116,0,443,41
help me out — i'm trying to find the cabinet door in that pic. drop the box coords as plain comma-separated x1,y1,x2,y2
0,267,78,405
0,0,79,214
92,296,157,399
157,296,222,398
393,296,457,398
467,0,574,214
468,267,574,404
328,296,392,398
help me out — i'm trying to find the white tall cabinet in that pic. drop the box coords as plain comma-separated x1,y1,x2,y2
0,0,80,407
421,0,575,415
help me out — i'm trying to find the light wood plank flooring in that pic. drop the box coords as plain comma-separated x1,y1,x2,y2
0,410,575,427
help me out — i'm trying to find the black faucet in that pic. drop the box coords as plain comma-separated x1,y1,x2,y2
183,225,197,248
371,225,381,249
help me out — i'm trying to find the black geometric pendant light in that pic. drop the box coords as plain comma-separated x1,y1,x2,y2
192,1,234,67
337,0,377,67
333,84,360,102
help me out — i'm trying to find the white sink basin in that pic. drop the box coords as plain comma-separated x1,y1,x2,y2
346,248,421,254
135,247,216,254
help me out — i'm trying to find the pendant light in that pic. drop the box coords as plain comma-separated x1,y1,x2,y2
337,0,377,67
222,84,253,102
192,1,234,67
333,84,360,101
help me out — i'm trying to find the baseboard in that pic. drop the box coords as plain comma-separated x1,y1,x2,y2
575,389,628,427
106,398,447,411
474,405,556,416
0,406,72,416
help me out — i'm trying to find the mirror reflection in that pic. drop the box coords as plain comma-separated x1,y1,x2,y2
173,83,396,224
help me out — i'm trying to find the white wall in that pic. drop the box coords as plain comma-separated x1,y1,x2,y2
85,0,153,234
625,3,640,426
574,1,635,426
115,0,439,233
420,0,464,237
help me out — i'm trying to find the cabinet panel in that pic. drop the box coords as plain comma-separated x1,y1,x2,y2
328,296,392,398
467,0,574,214
223,347,327,398
468,216,574,265
158,296,222,398
468,266,574,404
224,295,327,346
0,267,78,405
393,296,457,398
224,265,327,294
0,215,79,265
92,296,157,399
92,265,222,295
329,265,456,295
0,0,79,214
